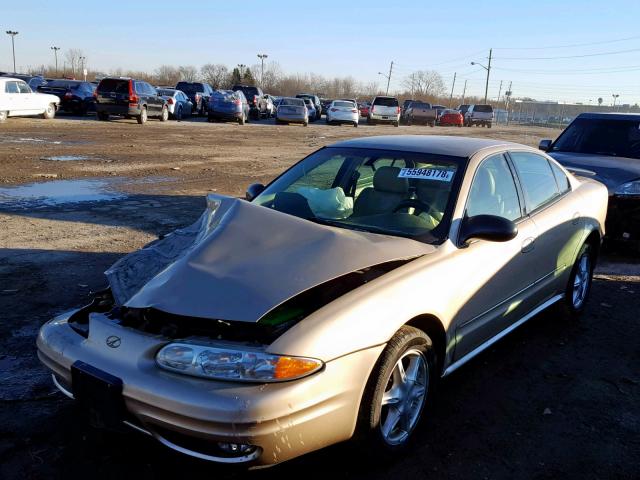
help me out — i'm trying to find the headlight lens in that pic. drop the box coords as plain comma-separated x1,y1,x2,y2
614,180,640,196
156,342,323,382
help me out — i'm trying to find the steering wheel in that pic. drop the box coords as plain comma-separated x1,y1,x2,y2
393,198,436,217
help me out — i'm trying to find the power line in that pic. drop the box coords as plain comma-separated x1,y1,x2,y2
494,34,640,50
495,47,640,60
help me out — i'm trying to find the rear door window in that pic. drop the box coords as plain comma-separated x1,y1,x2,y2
5,81,19,93
374,97,399,107
510,152,560,212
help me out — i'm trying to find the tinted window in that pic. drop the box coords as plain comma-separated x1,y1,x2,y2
474,105,493,113
281,98,304,106
176,83,204,94
97,79,130,93
46,80,81,88
550,161,571,193
411,102,431,109
238,87,259,99
5,81,19,93
467,154,521,221
552,117,640,159
510,152,560,212
373,97,399,107
334,101,354,108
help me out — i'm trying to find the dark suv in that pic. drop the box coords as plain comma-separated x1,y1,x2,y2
232,85,268,119
175,81,213,116
95,78,168,124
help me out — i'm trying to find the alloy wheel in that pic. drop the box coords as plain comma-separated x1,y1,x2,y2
572,253,591,308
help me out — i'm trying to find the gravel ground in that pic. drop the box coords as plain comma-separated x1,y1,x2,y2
0,115,638,479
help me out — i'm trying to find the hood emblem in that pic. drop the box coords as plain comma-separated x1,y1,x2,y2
106,335,121,348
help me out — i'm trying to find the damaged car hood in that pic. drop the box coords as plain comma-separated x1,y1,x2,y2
106,194,434,322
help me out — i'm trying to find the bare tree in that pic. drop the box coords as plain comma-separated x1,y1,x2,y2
64,49,85,77
402,70,446,98
178,65,199,82
155,65,181,86
200,63,228,89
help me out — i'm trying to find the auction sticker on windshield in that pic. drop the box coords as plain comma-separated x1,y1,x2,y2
398,168,455,182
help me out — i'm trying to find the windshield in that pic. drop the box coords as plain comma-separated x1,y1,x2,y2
474,105,493,113
552,117,640,159
253,147,464,243
411,102,430,109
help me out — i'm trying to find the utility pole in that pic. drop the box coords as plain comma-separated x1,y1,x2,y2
51,46,60,76
386,61,393,95
449,72,457,107
257,53,268,86
505,81,512,124
377,61,394,96
470,48,492,104
496,80,503,105
80,56,86,81
6,31,18,73
237,64,246,78
461,79,467,105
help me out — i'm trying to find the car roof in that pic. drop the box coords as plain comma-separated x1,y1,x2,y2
577,112,640,121
329,135,522,157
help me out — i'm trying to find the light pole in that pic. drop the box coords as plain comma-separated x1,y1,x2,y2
6,31,18,73
612,94,620,108
237,64,246,79
257,53,268,86
51,46,60,76
471,48,492,104
80,56,86,80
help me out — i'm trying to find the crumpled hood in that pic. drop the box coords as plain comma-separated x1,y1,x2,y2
106,194,434,322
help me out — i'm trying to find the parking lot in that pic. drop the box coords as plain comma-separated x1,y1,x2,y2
1,116,639,479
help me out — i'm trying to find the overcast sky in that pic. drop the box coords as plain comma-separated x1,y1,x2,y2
3,0,640,104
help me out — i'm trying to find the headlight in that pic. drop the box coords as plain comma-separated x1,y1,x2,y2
156,342,323,382
615,180,640,196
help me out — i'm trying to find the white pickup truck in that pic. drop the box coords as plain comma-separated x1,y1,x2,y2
0,77,59,122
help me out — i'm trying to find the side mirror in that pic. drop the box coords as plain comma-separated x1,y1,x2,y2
539,139,552,151
459,215,518,245
245,183,265,201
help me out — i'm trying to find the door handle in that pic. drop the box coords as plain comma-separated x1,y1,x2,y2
521,237,535,253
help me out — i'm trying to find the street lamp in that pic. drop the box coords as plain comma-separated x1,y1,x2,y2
471,48,493,104
612,94,620,108
257,53,268,86
51,46,60,76
237,64,246,78
6,31,18,73
80,56,86,80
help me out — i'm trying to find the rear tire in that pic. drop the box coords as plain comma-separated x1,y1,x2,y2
354,122,358,128
42,103,56,120
137,107,147,125
238,113,246,125
356,326,435,457
0,111,7,123
393,121,399,127
97,112,109,121
160,106,169,122
175,106,183,121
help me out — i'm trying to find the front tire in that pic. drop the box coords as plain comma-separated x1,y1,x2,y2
0,111,7,123
357,326,435,456
559,242,594,317
42,103,56,119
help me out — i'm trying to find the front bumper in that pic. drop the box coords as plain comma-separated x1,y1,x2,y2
606,194,640,241
37,311,382,466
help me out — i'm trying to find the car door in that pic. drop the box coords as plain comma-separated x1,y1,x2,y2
146,83,162,114
16,81,41,113
3,81,21,114
453,153,541,360
508,151,583,296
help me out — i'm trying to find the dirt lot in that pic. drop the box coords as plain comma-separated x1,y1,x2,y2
0,116,638,479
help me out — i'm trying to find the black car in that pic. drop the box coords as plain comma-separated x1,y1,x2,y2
231,85,269,119
37,80,96,114
540,112,640,243
1,73,47,91
296,93,322,121
95,77,168,124
175,81,214,116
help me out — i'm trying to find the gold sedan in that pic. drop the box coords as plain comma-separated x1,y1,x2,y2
37,135,608,466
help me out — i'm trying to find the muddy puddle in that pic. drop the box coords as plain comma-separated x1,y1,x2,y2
0,179,126,208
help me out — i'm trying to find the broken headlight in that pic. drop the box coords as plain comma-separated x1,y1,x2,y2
156,342,323,382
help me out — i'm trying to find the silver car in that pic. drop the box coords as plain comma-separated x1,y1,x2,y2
275,97,308,126
156,88,193,120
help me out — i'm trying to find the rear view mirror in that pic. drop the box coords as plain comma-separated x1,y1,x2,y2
539,139,552,151
246,183,266,201
459,215,518,245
